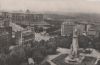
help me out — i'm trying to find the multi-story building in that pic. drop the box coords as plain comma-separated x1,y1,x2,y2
61,21,74,36
0,11,44,26
88,24,100,38
11,13,43,25
0,12,10,20
15,27,35,45
61,19,93,36
0,19,12,48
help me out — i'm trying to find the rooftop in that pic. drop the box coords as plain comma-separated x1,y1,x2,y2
9,22,24,32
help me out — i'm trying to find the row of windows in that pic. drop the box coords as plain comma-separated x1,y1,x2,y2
1,12,43,22
12,15,42,19
11,16,42,22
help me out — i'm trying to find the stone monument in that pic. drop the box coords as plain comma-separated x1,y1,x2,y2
65,25,85,64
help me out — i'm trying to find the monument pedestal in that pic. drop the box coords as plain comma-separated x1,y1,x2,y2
64,54,85,64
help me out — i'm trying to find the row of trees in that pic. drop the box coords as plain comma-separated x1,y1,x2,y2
0,39,57,65
52,35,100,51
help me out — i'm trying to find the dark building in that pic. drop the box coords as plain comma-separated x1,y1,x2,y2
0,27,12,48
1,12,10,19
0,17,13,52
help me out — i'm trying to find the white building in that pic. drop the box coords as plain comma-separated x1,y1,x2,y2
61,20,94,36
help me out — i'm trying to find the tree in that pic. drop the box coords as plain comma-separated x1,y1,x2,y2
55,36,72,48
78,35,91,49
8,46,26,65
32,49,45,64
0,53,8,65
92,37,100,51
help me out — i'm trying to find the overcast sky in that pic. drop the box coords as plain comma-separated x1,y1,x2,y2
0,0,100,13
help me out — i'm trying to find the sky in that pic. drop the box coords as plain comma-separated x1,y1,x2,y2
0,0,100,13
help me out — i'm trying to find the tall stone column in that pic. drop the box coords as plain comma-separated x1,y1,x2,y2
71,25,79,58
65,24,84,64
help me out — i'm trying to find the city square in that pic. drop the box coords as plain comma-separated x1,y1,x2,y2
0,0,100,65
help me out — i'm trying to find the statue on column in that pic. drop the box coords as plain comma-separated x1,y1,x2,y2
65,24,84,64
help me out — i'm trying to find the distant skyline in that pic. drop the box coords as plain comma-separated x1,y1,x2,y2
0,0,100,13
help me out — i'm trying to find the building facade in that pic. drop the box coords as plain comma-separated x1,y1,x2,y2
61,21,74,36
0,11,44,25
0,26,12,48
15,27,35,45
0,13,13,50
61,20,93,36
